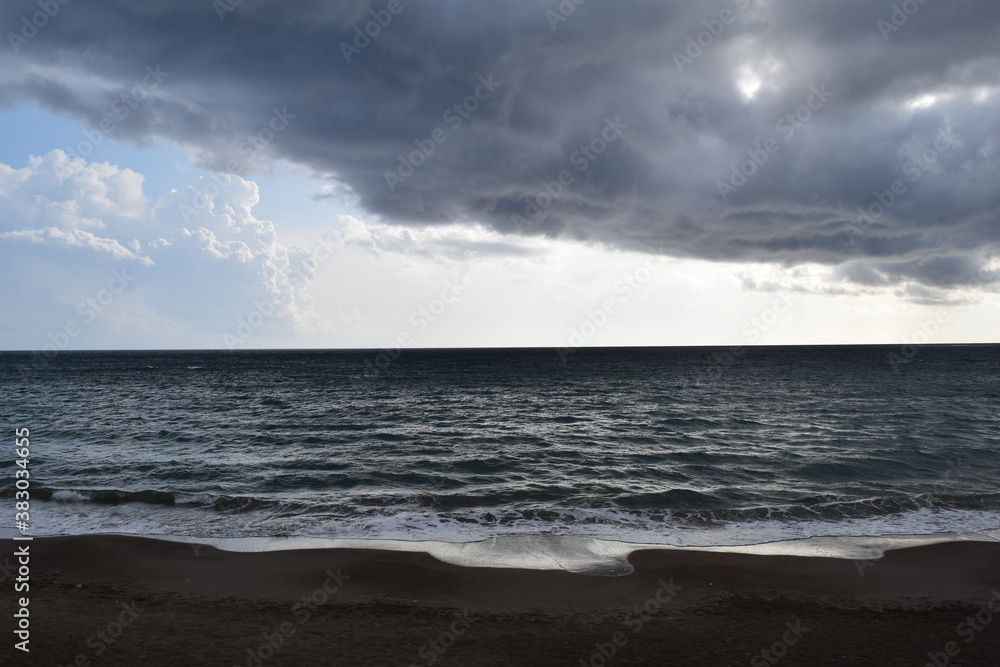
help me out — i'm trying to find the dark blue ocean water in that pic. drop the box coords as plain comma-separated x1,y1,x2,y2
2,345,999,548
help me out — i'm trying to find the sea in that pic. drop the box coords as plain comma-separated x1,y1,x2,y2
3,345,999,572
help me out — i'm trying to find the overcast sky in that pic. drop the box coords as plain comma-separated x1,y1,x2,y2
1,0,998,351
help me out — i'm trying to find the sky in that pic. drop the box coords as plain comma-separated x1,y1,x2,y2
1,0,998,352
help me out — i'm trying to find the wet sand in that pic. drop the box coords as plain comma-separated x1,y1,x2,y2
3,535,999,665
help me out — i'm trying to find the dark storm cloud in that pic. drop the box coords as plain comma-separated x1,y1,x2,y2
3,0,999,290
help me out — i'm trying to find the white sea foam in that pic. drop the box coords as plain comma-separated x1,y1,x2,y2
50,490,87,502
9,496,999,574
174,493,217,505
1,526,984,576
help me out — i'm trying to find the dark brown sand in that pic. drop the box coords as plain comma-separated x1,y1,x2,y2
3,536,1000,666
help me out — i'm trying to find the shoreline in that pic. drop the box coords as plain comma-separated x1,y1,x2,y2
5,526,996,571
9,534,1000,607
3,535,1000,665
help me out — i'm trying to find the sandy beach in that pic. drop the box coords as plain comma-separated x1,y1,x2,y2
3,535,999,666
